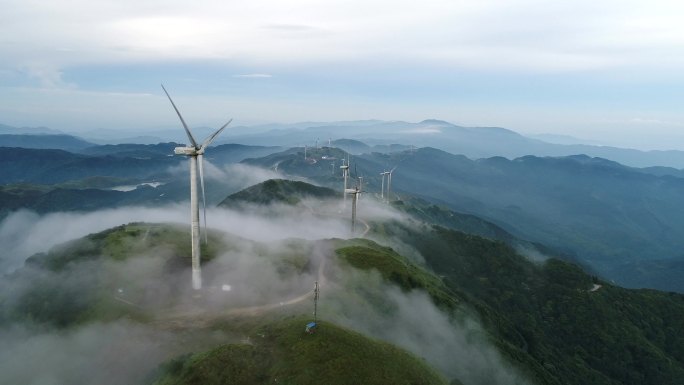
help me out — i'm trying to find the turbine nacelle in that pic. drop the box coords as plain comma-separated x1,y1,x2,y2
174,146,198,156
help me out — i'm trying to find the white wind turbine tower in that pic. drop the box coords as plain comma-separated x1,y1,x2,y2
387,166,397,202
162,85,232,291
380,170,389,202
345,179,361,234
357,176,363,201
340,155,350,206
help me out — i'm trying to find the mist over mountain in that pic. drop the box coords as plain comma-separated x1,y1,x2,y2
3,178,684,384
8,119,684,168
5,0,684,382
0,144,284,219
0,123,64,135
527,133,606,146
219,179,338,207
244,146,684,292
3,120,684,383
0,134,95,151
214,119,684,168
4,139,684,292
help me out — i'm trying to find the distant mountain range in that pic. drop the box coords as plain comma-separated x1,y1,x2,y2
0,134,95,152
215,119,684,168
244,146,684,292
0,123,64,135
3,119,684,291
4,120,684,168
0,143,283,217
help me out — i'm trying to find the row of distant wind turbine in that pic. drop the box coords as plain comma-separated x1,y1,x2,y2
162,85,232,291
163,84,398,290
379,166,397,203
339,156,397,234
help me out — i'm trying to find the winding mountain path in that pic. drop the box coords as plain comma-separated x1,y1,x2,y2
152,249,328,329
147,198,371,329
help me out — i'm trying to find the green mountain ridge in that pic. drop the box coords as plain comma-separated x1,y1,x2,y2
219,179,338,207
1,222,462,384
151,317,447,385
369,219,684,385
4,179,684,385
214,179,684,384
0,134,95,151
243,146,684,292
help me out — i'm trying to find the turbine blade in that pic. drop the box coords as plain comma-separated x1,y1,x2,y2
391,166,398,172
161,84,198,148
201,119,233,150
198,154,208,245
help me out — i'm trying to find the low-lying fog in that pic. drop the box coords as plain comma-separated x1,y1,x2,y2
0,179,529,385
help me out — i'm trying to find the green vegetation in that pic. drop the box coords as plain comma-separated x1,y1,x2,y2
152,317,447,385
6,177,684,385
2,223,232,327
26,222,225,270
334,239,459,310
247,146,684,292
373,220,684,385
219,178,338,207
0,182,181,217
394,197,518,243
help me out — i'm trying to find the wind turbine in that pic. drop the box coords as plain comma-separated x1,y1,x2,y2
345,179,361,234
162,85,232,291
357,176,363,201
340,155,350,206
387,166,397,202
380,170,389,201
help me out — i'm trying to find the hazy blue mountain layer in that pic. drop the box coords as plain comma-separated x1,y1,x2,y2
244,147,684,291
6,120,684,168
0,134,95,151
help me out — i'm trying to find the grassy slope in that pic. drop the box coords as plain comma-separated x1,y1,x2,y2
371,220,684,385
152,317,447,385
7,196,684,385
1,223,230,327
333,238,459,310
219,178,338,207
4,223,453,385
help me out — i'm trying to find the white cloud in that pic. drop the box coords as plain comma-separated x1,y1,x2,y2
21,63,74,88
628,118,681,126
2,0,684,72
1,0,684,147
232,74,273,78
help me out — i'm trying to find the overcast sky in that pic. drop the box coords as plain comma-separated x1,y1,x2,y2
1,0,683,149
